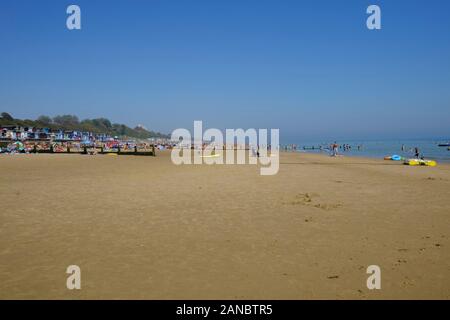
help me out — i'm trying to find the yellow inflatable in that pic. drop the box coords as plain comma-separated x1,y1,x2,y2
405,159,437,167
201,153,221,158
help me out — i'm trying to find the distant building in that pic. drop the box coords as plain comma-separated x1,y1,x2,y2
0,125,115,143
136,124,148,131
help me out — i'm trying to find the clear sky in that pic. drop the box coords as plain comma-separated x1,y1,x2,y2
1,0,449,141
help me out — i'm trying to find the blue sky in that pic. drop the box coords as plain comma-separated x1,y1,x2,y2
0,0,449,141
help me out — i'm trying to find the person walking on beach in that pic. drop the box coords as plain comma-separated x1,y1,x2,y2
414,147,420,159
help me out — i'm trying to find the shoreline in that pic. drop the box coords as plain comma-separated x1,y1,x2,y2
289,149,450,164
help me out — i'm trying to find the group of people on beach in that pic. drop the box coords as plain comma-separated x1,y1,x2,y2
402,144,422,159
329,142,362,157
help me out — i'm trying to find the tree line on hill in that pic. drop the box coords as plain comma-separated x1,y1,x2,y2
0,112,169,139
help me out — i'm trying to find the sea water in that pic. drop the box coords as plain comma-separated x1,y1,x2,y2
291,139,450,162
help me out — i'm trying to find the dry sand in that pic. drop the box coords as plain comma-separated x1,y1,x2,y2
0,151,449,299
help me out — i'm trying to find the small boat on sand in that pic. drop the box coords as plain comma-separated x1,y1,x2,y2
404,159,437,167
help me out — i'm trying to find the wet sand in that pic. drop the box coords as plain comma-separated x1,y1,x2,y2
0,151,449,299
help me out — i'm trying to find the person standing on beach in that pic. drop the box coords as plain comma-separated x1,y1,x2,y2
331,142,339,157
251,145,257,157
414,147,420,159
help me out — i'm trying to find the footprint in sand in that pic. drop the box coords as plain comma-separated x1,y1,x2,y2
393,259,407,268
402,276,415,287
425,177,446,181
287,193,343,211
313,203,342,210
294,193,315,204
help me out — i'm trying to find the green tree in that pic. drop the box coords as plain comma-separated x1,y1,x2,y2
37,115,53,125
53,115,79,129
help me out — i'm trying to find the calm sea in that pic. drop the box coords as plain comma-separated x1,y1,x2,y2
290,139,450,162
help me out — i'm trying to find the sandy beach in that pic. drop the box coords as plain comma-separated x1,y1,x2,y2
0,151,449,299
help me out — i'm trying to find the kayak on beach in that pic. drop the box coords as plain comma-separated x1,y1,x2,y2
404,159,437,167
